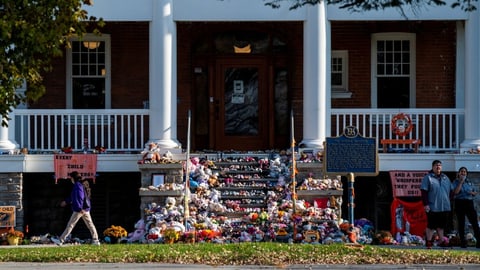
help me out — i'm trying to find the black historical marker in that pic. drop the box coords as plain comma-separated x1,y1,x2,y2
324,126,379,176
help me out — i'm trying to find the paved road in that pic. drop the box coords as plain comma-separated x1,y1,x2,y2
1,262,480,270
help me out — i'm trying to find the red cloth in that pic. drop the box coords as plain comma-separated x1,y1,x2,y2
390,198,427,237
313,198,329,208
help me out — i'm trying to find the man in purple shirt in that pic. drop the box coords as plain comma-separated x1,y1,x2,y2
51,171,100,246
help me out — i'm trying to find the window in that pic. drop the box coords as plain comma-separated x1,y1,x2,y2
372,33,416,108
331,50,351,98
66,34,111,109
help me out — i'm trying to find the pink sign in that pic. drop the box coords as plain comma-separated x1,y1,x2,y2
54,154,97,183
389,170,427,197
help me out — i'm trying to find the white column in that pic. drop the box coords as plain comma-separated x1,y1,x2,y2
148,0,181,152
0,85,24,152
460,10,480,152
300,2,329,149
0,122,17,152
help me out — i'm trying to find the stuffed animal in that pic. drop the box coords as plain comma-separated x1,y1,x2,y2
373,230,394,245
141,142,161,163
340,222,358,244
125,219,147,243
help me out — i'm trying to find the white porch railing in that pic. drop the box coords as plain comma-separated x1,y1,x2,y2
330,108,465,153
11,108,465,153
12,109,150,153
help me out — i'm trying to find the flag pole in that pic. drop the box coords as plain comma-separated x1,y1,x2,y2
291,109,299,242
184,110,191,230
291,109,297,214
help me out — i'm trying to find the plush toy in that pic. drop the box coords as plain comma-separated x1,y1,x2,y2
163,197,182,221
141,142,161,163
208,174,219,188
340,222,358,244
126,219,146,243
147,224,163,243
373,230,394,245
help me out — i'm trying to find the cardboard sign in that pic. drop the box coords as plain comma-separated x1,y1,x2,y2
389,170,427,197
54,154,97,183
0,206,16,227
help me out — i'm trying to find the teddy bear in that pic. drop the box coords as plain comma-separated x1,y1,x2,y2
162,197,182,221
141,142,161,163
373,230,394,245
340,222,359,244
146,221,167,243
126,219,147,243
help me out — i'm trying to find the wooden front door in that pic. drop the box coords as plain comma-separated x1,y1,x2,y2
213,58,270,150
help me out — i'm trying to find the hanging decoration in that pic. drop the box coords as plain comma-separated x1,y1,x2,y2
391,113,413,137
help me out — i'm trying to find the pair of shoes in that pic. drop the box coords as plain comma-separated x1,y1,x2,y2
91,240,101,246
51,237,63,246
426,240,433,249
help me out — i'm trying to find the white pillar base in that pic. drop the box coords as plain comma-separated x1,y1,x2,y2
0,140,18,151
299,139,325,149
460,138,480,153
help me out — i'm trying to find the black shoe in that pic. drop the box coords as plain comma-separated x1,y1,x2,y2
461,241,467,248
426,240,433,249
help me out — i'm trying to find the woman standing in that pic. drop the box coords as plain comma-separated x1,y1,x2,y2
453,167,480,248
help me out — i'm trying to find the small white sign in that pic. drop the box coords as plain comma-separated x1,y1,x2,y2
233,80,244,94
231,93,245,104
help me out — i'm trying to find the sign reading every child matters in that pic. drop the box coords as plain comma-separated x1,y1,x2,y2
54,154,97,183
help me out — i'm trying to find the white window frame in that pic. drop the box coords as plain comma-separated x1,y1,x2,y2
66,34,111,109
371,33,416,108
331,50,351,98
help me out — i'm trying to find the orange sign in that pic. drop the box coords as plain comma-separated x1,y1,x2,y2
389,170,427,197
54,154,97,183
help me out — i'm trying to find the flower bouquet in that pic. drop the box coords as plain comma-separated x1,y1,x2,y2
103,225,127,243
7,228,24,245
95,145,107,153
163,228,179,244
61,146,73,153
183,231,196,244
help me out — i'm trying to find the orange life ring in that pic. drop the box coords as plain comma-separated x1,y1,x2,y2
391,113,413,137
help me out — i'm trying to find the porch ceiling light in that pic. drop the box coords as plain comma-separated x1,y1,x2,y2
234,44,251,53
83,41,100,50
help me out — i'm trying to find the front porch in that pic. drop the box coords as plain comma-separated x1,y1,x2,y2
10,108,467,153
2,107,479,173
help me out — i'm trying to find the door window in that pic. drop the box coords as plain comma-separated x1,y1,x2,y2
223,67,259,135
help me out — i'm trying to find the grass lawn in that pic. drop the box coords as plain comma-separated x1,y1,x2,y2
1,243,480,265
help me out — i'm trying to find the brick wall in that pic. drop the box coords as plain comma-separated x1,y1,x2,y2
33,22,150,109
331,21,456,108
34,20,457,149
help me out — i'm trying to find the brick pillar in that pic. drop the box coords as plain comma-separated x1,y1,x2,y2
0,173,23,231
